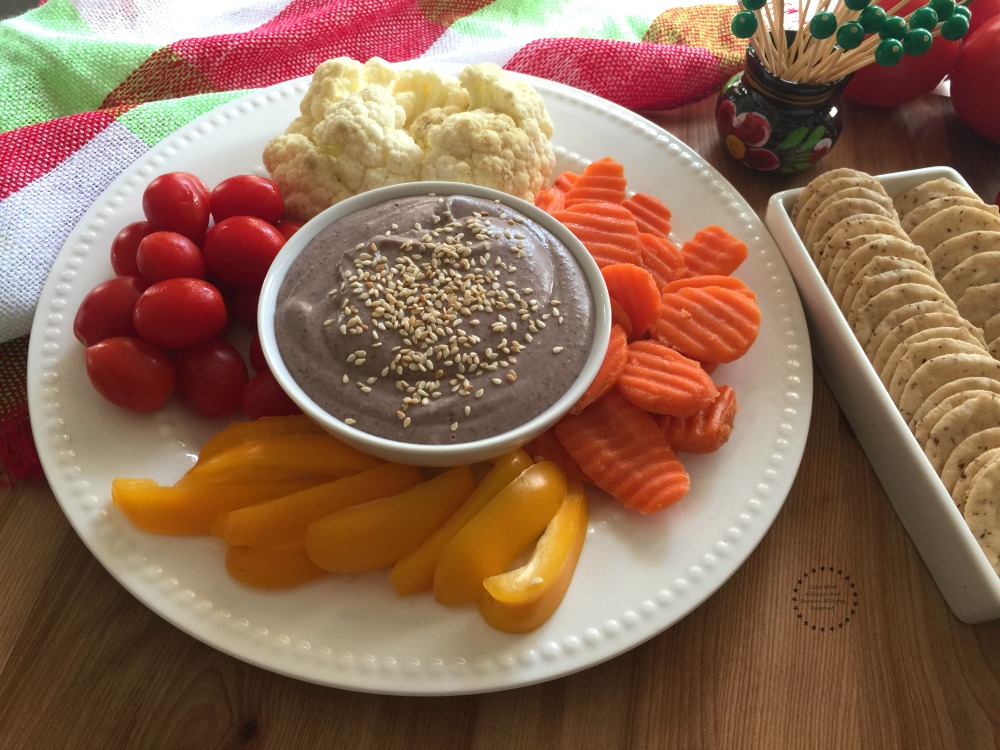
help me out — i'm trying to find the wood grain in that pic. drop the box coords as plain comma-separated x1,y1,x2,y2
2,93,999,750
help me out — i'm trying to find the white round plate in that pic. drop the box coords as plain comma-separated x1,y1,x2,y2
28,67,812,696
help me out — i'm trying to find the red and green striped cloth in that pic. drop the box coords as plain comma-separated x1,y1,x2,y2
0,0,744,480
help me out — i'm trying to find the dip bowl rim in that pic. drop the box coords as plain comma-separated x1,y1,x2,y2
258,180,612,467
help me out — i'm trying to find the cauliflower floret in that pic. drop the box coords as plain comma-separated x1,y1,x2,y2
287,57,398,138
313,87,423,194
420,111,547,201
262,134,352,222
392,68,470,128
263,58,557,221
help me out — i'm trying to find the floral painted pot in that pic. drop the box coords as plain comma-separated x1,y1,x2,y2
716,45,850,173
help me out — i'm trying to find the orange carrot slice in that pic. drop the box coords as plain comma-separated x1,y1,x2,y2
623,192,672,238
616,339,719,417
524,428,590,483
609,297,634,339
654,283,762,364
554,389,690,514
570,323,629,415
638,232,687,290
663,274,755,297
552,202,642,268
553,171,579,192
601,263,661,339
534,185,566,214
564,157,627,207
659,385,739,454
680,225,749,277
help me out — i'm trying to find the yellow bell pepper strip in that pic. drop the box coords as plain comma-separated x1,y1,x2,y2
196,414,324,464
112,477,325,535
212,462,426,547
476,479,589,633
389,448,533,597
433,460,567,607
177,433,382,485
306,465,475,575
225,538,327,589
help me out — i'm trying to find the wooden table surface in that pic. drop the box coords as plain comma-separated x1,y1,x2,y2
2,90,1000,750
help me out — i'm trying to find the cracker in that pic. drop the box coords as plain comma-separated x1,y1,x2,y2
839,256,937,318
803,186,894,240
851,283,957,348
897,352,1000,425
900,195,998,234
927,230,1000,279
962,454,1000,574
878,326,984,390
940,250,1000,303
793,175,886,236
828,235,931,298
870,310,984,374
887,337,987,404
813,214,908,271
941,427,1000,500
893,177,982,218
909,205,1000,256
984,311,1000,359
956,281,1000,328
908,375,1000,430
791,167,876,227
921,390,1000,473
804,197,898,255
951,446,1000,513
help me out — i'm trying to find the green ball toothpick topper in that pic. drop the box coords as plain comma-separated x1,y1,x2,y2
875,37,904,66
809,11,839,39
879,14,909,39
836,21,866,49
732,10,759,38
908,6,939,30
940,12,970,39
929,0,956,19
858,5,887,32
903,28,934,55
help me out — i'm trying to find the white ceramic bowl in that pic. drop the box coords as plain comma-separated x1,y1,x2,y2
258,181,611,467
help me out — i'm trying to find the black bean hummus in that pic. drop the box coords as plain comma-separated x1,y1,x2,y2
274,193,595,444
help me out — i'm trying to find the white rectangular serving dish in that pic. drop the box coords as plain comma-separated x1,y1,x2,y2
765,166,1000,624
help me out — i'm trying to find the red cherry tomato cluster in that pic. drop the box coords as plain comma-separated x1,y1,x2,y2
75,172,305,419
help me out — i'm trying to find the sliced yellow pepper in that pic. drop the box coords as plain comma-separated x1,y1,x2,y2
111,477,325,535
212,462,426,546
196,414,324,464
476,479,589,633
306,465,475,575
225,538,327,589
178,433,382,485
389,449,533,597
433,460,567,607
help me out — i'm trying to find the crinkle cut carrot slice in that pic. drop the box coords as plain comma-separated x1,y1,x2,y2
680,225,749,277
617,339,719,417
658,385,739,454
554,389,690,514
524,428,590,483
654,284,761,364
534,184,566,213
639,232,687,290
570,323,629,415
564,156,627,207
601,263,661,339
623,192,672,238
552,202,642,267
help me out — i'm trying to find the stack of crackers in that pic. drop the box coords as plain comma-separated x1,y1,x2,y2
792,168,1000,576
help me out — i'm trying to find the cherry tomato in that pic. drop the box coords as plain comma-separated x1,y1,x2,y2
142,172,211,242
73,276,147,347
133,278,227,349
210,175,285,225
84,336,176,412
175,338,249,418
241,369,301,419
110,220,152,277
843,0,961,108
275,220,303,240
950,17,1000,143
202,215,285,288
136,231,206,283
248,333,267,372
